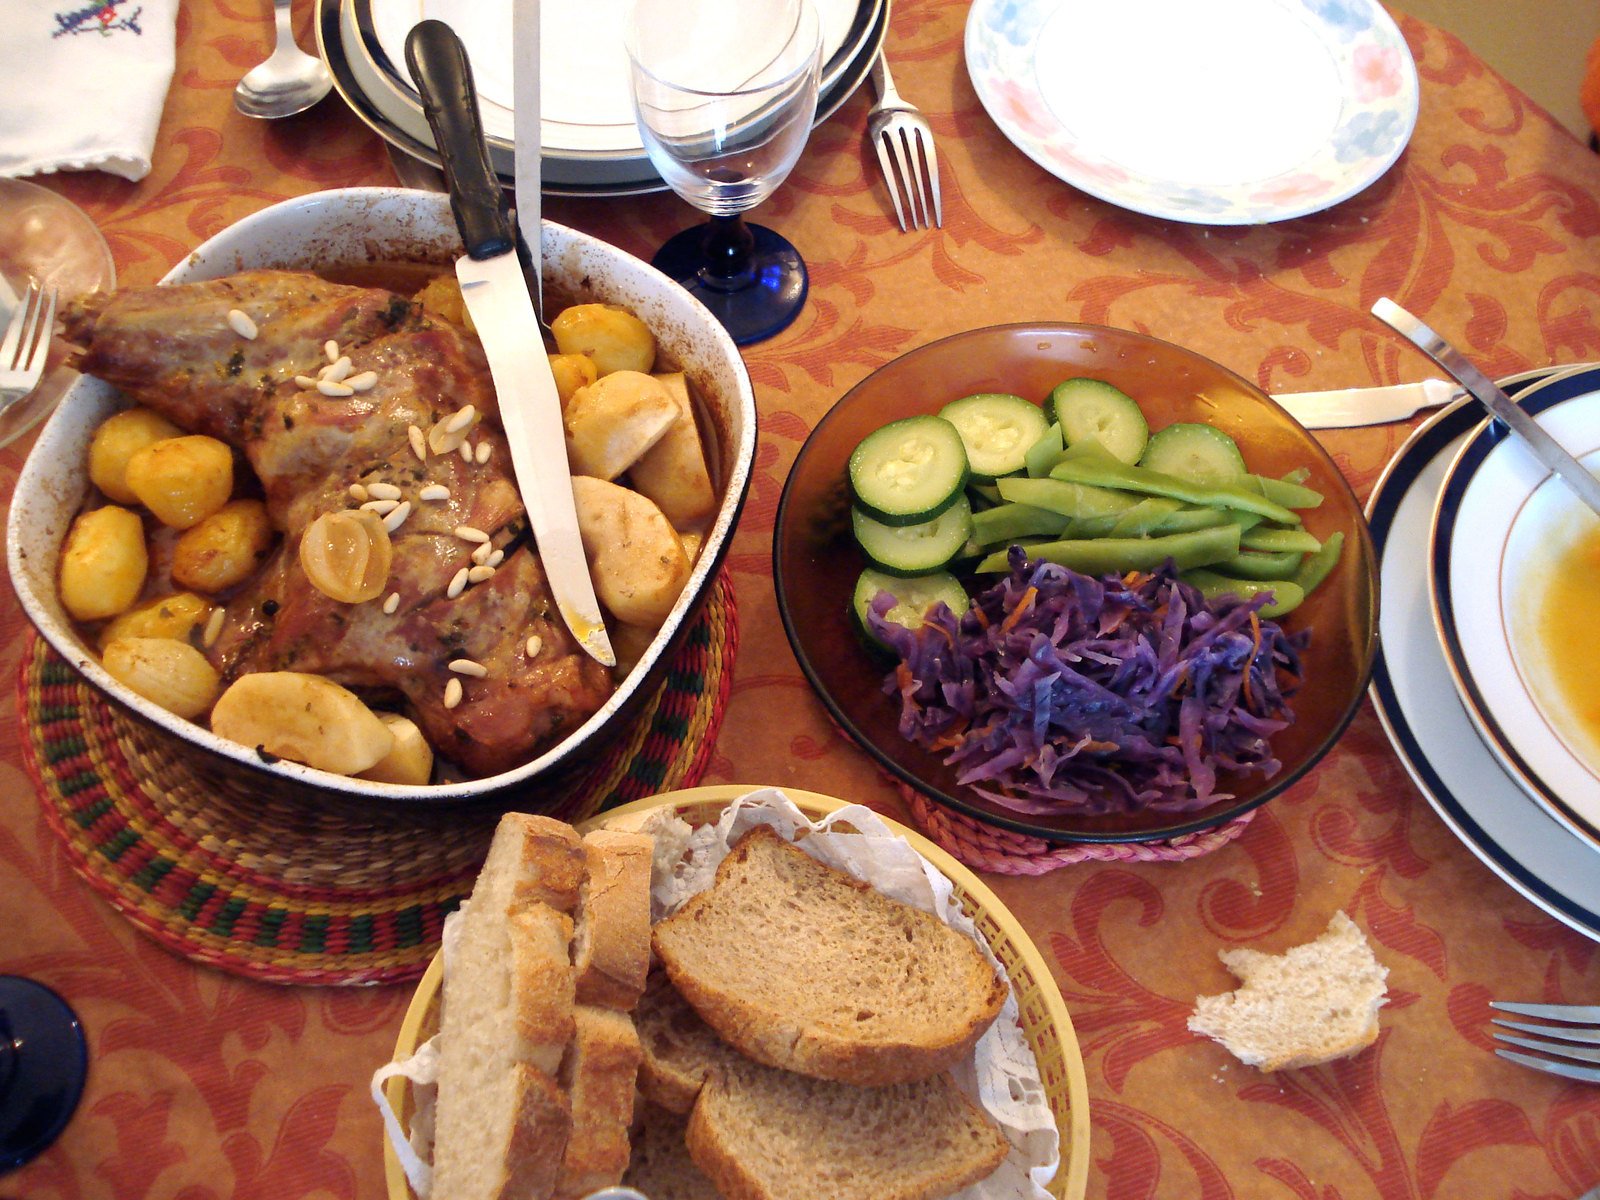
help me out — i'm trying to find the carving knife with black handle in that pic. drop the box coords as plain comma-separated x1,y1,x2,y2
405,20,615,666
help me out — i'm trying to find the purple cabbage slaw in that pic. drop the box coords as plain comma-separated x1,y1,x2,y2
866,548,1307,816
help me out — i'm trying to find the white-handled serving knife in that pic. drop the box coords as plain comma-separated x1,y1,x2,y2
406,20,614,667
1271,378,1461,429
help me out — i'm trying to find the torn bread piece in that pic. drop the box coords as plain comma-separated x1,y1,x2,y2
636,967,744,1115
573,829,653,1010
431,814,582,1200
1188,910,1389,1072
623,1101,721,1200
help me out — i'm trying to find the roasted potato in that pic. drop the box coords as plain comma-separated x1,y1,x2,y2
549,353,599,407
358,713,435,785
210,671,395,775
572,475,691,626
59,505,148,621
171,499,275,594
609,622,660,677
415,275,474,332
630,371,717,526
98,591,214,649
88,408,184,504
551,303,656,376
102,636,221,719
564,371,679,480
125,435,234,530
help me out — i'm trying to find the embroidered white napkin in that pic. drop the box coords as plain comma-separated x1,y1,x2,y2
0,0,181,181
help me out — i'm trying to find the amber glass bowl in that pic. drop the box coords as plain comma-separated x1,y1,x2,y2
773,323,1378,843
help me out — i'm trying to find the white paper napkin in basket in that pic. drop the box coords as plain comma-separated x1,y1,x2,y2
373,788,1061,1200
0,0,180,181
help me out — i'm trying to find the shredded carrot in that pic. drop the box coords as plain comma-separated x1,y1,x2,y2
999,586,1039,635
1242,611,1262,709
930,722,971,751
894,663,914,692
971,605,990,630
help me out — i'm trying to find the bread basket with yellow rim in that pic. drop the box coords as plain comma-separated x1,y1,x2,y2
382,784,1091,1199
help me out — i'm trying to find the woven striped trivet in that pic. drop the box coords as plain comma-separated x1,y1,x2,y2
17,572,739,986
899,785,1256,875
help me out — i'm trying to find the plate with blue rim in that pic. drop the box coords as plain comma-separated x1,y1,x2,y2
964,0,1418,225
1369,364,1600,941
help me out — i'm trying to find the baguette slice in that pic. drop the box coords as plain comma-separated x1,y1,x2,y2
573,829,653,1009
623,1102,722,1200
552,1006,645,1200
1188,910,1389,1072
652,824,1008,1086
686,1056,1011,1200
432,814,583,1200
636,967,747,1115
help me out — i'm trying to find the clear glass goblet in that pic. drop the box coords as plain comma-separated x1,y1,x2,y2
0,976,87,1171
625,0,822,346
0,179,115,449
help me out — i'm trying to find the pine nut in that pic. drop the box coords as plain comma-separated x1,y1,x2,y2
471,541,493,565
383,500,412,532
443,677,463,709
419,484,450,502
382,592,400,615
525,634,542,658
467,564,495,583
444,404,476,434
347,371,379,392
226,309,258,340
361,498,399,515
317,379,355,398
454,524,489,543
409,424,428,462
486,548,504,568
448,658,488,677
367,482,402,501
348,483,369,502
324,355,354,383
447,567,470,599
324,339,340,363
295,374,319,389
475,441,492,464
458,440,473,462
202,607,226,648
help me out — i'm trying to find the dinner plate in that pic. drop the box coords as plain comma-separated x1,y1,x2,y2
326,0,886,193
963,0,1418,225
773,323,1378,844
356,0,882,156
1430,365,1600,850
1367,368,1600,941
380,785,1092,1200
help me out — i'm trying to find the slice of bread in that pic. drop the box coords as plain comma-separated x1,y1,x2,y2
552,1005,645,1200
622,1102,722,1200
431,814,583,1200
636,967,749,1115
1188,910,1389,1072
652,824,1008,1086
686,1054,1011,1200
573,829,653,1010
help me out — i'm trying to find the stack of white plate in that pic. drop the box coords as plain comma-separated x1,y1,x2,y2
1369,363,1600,940
316,0,887,197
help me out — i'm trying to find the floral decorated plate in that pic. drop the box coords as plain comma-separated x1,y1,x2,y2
963,0,1418,225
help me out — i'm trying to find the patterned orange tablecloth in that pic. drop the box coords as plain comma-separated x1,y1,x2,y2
8,0,1600,1196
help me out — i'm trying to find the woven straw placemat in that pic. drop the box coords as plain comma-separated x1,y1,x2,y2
17,572,738,986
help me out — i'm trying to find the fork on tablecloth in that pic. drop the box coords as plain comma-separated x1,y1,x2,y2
1491,1001,1600,1083
865,51,941,232
0,278,57,409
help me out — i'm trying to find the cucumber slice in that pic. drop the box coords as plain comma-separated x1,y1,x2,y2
852,495,974,577
848,415,970,526
1046,378,1149,464
1139,422,1247,484
852,567,970,646
939,393,1050,481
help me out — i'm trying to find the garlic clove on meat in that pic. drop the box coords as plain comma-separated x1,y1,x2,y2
300,509,393,603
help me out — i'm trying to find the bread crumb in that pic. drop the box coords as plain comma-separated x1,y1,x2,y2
1188,911,1388,1072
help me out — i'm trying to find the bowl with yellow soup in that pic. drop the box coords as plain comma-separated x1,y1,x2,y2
1431,364,1600,849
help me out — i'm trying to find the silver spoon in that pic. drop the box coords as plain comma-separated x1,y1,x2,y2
233,0,334,119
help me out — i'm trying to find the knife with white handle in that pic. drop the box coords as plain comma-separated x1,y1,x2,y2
1271,378,1461,429
406,20,615,666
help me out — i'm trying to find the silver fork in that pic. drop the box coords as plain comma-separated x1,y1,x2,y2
0,278,58,407
1490,1002,1600,1083
865,50,941,231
